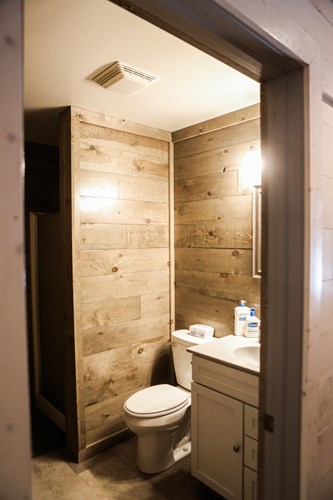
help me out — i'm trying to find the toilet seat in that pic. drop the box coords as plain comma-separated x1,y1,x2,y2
124,384,189,418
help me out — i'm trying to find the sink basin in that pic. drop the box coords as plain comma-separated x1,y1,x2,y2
233,344,260,366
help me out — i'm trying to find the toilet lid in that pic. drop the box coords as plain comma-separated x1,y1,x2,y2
124,384,189,417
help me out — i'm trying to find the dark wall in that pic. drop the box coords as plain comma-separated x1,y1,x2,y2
24,142,60,402
25,142,59,213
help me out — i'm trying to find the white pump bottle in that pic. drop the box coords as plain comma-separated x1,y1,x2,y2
234,300,250,336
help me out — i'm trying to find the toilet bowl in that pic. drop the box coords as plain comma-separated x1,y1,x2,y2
123,329,216,474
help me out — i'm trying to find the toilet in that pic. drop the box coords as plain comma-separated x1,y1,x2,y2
123,329,216,474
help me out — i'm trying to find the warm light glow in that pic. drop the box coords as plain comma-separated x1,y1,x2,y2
242,146,262,187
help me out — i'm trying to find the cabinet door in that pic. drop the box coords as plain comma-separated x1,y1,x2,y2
191,383,243,500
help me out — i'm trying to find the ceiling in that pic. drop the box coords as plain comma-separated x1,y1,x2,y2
24,0,260,145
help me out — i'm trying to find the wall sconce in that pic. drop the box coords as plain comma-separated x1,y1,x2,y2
242,145,262,187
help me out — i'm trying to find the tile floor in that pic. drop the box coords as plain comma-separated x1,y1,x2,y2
32,436,223,499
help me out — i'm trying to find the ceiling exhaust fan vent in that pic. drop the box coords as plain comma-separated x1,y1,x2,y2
91,61,159,96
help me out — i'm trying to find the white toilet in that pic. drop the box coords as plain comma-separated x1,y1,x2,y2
123,329,215,474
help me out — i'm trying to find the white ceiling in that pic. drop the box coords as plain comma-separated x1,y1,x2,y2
24,0,260,145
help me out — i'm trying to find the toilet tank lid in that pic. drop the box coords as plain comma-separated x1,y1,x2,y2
172,329,216,347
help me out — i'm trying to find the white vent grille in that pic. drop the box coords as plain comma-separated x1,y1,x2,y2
91,61,159,96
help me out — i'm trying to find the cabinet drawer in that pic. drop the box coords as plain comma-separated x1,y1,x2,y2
192,356,259,406
244,436,258,471
244,405,258,439
244,466,257,500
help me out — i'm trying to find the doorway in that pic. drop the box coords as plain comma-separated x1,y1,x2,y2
20,0,307,498
107,2,306,500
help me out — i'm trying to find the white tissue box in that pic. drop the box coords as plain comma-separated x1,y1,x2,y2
189,324,215,338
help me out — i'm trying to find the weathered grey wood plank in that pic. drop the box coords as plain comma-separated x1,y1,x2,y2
79,169,118,199
82,339,170,406
81,314,170,356
85,391,131,446
174,119,260,159
175,247,253,275
119,174,168,202
175,289,236,336
80,248,169,277
81,296,141,329
80,197,168,225
174,220,252,249
176,270,260,305
174,139,260,180
80,223,169,250
80,224,126,250
174,195,251,224
72,106,171,142
175,170,237,202
81,270,169,303
80,123,169,158
125,224,169,248
80,147,168,181
140,291,170,318
172,104,260,142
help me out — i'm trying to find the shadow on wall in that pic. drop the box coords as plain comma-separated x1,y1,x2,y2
25,107,66,146
151,348,172,385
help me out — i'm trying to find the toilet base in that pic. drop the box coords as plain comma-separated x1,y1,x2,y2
136,431,191,474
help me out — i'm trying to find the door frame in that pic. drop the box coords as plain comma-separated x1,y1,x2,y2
1,0,321,497
29,212,66,432
108,1,321,498
0,0,32,497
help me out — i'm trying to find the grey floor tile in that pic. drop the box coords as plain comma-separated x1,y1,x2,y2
31,438,223,499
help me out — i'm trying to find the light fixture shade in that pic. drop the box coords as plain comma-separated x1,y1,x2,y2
242,145,262,186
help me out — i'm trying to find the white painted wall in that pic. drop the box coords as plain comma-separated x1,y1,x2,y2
214,0,333,497
313,100,333,497
0,0,32,498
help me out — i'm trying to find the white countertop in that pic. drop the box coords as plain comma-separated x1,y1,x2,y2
188,334,260,374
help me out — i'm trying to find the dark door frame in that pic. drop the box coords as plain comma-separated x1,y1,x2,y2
108,1,320,498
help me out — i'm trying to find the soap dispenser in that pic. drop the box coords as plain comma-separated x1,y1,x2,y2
234,300,250,336
245,307,260,338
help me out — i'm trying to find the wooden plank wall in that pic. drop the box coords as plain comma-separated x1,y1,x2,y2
173,104,261,337
60,107,172,460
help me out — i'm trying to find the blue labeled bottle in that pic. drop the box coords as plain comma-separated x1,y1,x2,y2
245,308,260,338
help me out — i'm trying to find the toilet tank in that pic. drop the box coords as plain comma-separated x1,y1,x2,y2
171,329,215,390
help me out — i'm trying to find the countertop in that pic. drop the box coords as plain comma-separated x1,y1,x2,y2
188,334,260,374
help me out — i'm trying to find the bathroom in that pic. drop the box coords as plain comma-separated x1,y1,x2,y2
3,0,333,498
24,0,261,493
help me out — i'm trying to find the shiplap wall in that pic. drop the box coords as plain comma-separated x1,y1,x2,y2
316,100,333,485
173,104,261,336
60,104,262,460
60,107,172,460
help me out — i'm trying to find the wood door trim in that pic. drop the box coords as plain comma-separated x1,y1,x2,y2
110,0,300,81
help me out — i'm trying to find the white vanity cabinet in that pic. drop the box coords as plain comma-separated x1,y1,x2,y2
191,354,259,500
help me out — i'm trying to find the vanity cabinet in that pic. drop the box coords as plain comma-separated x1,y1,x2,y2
191,355,259,500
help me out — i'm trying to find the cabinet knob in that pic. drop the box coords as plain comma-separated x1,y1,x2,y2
233,445,240,453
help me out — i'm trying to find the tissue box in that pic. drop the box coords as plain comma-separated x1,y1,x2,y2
189,324,215,338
